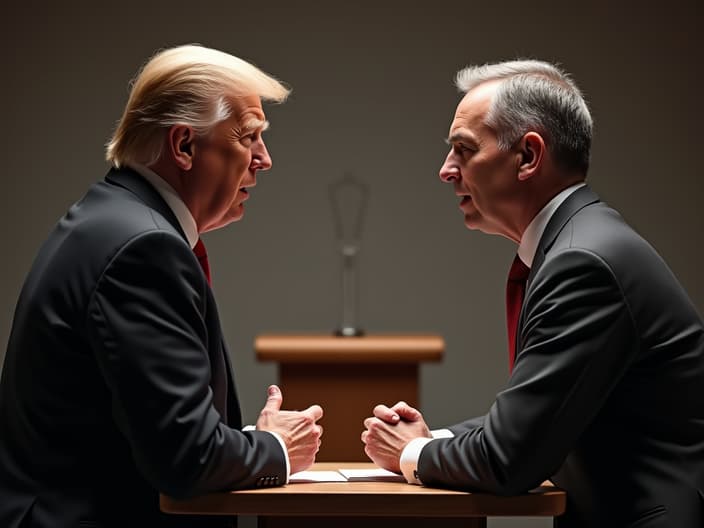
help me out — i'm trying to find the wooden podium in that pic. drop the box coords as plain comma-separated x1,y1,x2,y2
255,334,444,461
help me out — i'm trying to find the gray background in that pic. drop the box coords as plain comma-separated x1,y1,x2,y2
1,2,702,527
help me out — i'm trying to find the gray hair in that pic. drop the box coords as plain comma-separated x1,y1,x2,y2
455,60,593,174
106,44,290,168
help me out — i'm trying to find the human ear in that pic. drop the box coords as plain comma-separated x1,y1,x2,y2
517,131,545,181
167,125,195,170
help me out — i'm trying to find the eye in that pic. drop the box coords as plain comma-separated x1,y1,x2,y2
240,131,261,147
453,143,473,156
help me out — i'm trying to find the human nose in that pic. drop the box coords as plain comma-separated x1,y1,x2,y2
439,150,459,183
251,139,272,171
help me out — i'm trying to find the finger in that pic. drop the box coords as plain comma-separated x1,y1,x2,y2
262,385,283,412
317,424,323,438
391,401,409,411
301,404,324,421
391,401,423,421
373,404,400,423
364,417,388,434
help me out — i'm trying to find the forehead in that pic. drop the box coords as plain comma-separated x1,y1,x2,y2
449,81,499,138
227,94,266,128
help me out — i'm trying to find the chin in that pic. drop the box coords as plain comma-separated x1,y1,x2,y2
203,211,244,232
229,205,245,223
463,216,480,231
221,214,244,227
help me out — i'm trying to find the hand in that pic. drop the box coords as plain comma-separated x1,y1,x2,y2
255,385,324,474
361,401,431,473
372,400,424,424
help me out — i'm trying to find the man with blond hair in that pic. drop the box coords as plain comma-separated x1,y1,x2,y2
0,44,323,527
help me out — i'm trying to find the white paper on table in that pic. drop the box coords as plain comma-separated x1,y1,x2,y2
337,468,406,482
289,470,348,483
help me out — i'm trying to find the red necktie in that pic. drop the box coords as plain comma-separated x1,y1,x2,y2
506,254,529,373
193,238,212,285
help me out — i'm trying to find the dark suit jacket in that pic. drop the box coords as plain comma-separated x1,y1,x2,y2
416,186,704,527
0,168,287,528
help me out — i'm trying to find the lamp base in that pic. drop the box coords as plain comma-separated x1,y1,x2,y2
333,327,365,337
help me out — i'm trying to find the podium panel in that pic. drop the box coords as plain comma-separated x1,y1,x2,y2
256,335,444,461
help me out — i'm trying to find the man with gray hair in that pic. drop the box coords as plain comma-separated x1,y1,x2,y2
362,60,704,527
0,45,323,527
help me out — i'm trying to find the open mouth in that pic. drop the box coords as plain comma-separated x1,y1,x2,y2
460,196,471,206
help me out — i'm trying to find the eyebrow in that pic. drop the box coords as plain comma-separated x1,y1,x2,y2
241,118,270,133
446,131,476,145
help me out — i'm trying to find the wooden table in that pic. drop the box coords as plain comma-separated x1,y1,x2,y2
161,462,566,528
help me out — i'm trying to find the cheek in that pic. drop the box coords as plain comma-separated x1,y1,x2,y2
467,160,500,188
213,150,249,188
459,165,478,190
226,148,251,175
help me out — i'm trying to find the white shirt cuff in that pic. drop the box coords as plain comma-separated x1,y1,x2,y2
243,426,291,484
431,428,454,439
400,437,435,485
399,429,455,485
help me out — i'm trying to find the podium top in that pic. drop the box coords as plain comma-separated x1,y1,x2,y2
255,334,444,363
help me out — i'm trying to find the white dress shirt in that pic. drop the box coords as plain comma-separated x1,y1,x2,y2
399,182,586,485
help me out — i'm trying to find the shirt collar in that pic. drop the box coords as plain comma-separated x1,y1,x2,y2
517,182,586,268
129,164,199,249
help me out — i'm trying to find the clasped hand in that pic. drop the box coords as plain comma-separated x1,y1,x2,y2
361,401,431,473
254,391,430,476
255,385,324,474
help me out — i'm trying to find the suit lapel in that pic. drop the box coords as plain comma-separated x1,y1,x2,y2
104,167,188,243
515,185,601,357
528,185,601,284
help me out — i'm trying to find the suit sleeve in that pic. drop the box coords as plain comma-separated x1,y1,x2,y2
418,248,637,494
447,416,485,435
85,230,286,498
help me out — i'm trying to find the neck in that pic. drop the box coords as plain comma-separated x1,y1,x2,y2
148,159,201,230
515,172,586,242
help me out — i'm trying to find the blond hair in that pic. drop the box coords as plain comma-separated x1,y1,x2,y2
106,44,290,168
